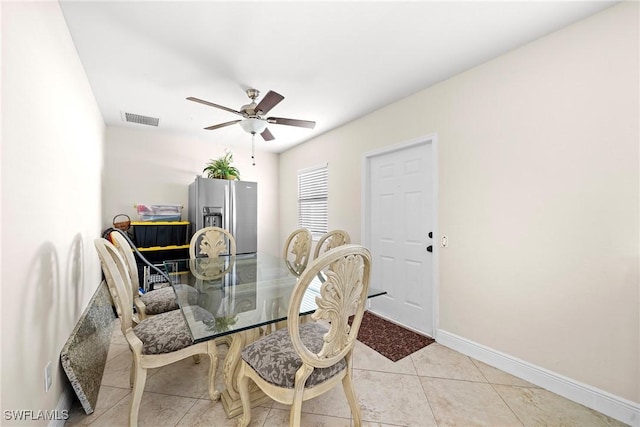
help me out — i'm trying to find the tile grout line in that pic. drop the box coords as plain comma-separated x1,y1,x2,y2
171,398,200,427
81,391,131,426
469,357,526,427
410,352,441,427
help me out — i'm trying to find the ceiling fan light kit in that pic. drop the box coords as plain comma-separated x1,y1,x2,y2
239,117,267,135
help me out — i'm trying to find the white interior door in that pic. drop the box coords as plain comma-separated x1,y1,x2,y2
364,137,435,336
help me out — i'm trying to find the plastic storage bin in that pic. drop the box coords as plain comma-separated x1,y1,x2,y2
131,221,189,247
135,204,182,222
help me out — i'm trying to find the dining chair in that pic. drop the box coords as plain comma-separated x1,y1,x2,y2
110,230,189,320
94,238,220,427
189,226,237,259
312,229,351,260
265,227,313,333
237,244,372,427
111,229,207,373
282,228,312,272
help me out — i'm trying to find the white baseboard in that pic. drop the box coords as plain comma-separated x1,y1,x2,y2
437,329,640,427
48,386,74,427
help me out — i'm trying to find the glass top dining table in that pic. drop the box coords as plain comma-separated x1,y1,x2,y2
163,252,386,343
163,252,385,418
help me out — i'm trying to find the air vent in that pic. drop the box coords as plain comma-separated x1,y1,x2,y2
123,112,159,127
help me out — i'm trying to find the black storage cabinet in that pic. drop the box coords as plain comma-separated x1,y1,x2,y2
129,221,190,289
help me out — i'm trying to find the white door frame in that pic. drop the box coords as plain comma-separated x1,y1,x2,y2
361,133,439,338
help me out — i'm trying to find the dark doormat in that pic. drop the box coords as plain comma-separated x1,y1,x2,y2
350,311,435,362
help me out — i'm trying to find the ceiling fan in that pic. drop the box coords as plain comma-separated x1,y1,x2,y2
187,89,316,141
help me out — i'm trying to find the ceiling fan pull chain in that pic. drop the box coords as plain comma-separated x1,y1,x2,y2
251,133,256,166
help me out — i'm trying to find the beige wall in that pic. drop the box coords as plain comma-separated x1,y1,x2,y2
103,127,281,256
279,2,639,403
1,1,106,424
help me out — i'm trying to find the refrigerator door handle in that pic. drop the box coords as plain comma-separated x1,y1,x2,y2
230,182,236,243
224,183,230,232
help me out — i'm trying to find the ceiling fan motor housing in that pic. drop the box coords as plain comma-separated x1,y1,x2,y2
240,103,258,116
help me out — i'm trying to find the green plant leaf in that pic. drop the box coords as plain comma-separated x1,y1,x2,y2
203,152,241,180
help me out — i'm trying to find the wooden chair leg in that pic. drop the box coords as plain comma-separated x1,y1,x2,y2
236,363,251,427
289,401,303,427
342,372,362,427
289,365,313,427
130,357,147,427
238,362,251,427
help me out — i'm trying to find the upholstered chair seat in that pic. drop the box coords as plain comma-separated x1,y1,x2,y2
139,284,197,316
241,323,346,389
138,286,178,315
132,307,213,355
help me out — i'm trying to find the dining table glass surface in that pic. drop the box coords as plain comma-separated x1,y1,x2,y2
163,253,385,343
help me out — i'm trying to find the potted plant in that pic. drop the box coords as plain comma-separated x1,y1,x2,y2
203,152,241,180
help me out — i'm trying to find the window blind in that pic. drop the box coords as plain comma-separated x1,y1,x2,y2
298,164,328,237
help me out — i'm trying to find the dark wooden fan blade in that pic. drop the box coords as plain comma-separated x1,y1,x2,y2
186,97,244,117
204,120,241,130
267,117,316,129
261,128,275,141
255,91,284,115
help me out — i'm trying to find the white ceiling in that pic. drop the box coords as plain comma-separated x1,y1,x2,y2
59,1,616,153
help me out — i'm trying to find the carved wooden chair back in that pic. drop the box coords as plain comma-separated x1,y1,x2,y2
189,226,237,259
94,238,220,426
95,238,140,335
237,244,372,427
282,228,312,272
188,256,236,281
312,229,351,260
109,231,144,317
110,230,185,321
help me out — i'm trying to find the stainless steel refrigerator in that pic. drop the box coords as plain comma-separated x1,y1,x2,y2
188,177,258,254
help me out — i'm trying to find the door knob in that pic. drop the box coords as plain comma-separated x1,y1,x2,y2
426,245,433,252
428,232,433,239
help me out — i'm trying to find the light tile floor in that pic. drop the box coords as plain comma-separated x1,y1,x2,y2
66,321,628,427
